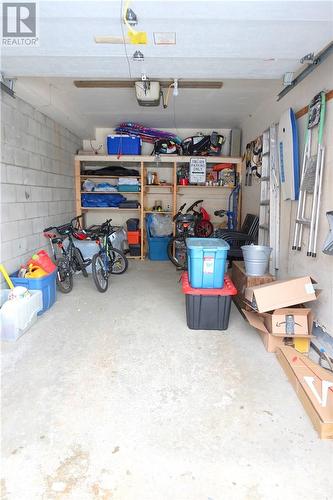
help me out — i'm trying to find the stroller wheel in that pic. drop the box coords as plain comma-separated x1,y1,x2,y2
194,220,214,237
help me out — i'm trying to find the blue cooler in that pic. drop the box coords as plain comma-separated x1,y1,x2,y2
186,238,229,288
10,271,57,315
107,135,141,155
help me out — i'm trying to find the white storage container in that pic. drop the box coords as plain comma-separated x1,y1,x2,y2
69,239,98,273
0,289,43,341
74,229,128,273
109,227,128,252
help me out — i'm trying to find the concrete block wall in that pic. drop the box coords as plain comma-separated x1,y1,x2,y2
0,90,81,276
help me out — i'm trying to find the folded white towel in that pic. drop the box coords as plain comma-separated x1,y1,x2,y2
118,177,138,185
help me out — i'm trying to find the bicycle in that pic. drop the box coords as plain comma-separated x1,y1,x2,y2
167,200,213,269
90,219,128,292
43,220,90,293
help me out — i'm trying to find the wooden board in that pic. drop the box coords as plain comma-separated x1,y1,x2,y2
278,108,299,201
277,346,333,439
295,89,333,120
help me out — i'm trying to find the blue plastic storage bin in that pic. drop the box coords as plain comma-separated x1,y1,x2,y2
107,135,141,155
145,216,171,261
10,271,57,315
186,238,230,288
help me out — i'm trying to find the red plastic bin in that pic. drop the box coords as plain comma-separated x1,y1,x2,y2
182,272,237,330
127,230,140,245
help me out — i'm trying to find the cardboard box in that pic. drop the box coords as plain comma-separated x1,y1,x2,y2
262,308,313,336
232,261,275,312
243,309,312,353
244,276,319,313
276,346,333,439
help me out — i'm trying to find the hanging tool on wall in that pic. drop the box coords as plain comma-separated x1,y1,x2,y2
244,143,252,186
322,211,333,255
252,136,262,179
244,138,262,186
292,91,326,257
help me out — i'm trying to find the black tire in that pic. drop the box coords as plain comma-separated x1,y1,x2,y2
73,248,88,278
56,257,73,293
92,253,109,292
109,248,128,274
194,220,214,237
167,236,187,269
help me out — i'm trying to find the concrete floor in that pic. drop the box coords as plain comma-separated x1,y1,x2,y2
1,261,333,500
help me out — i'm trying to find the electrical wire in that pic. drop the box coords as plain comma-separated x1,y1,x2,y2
120,0,132,80
172,87,181,138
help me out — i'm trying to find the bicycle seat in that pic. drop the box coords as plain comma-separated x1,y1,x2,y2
56,225,73,236
51,237,63,244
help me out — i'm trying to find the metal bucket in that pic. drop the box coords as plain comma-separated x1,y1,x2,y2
241,245,272,276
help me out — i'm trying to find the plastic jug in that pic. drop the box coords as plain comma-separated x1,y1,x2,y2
28,250,56,273
25,265,48,279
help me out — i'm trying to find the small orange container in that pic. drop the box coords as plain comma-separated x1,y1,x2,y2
127,230,140,245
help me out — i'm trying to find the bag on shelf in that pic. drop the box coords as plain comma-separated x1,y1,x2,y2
81,193,126,207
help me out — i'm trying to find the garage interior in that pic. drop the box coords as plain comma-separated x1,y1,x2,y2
1,1,333,499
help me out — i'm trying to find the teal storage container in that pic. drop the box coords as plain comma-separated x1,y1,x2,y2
118,185,140,192
145,215,171,260
186,238,230,288
10,270,57,315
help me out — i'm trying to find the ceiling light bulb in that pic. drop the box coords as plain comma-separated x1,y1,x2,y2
173,78,178,96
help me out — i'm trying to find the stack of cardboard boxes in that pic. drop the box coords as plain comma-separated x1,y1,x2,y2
242,275,320,353
238,272,333,439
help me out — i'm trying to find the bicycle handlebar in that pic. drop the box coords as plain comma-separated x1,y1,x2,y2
186,199,203,214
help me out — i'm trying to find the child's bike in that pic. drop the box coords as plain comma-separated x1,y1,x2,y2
90,219,128,292
43,222,90,293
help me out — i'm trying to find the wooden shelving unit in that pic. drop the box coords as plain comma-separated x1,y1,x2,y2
75,154,242,260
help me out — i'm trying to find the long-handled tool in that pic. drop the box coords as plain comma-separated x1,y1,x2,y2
322,211,333,255
292,91,326,257
0,264,14,289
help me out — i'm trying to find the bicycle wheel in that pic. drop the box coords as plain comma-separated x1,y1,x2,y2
73,248,88,278
109,248,128,275
56,257,73,293
92,253,109,292
167,236,187,269
194,220,214,237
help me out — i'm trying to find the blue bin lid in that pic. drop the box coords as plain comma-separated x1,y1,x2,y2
186,237,230,250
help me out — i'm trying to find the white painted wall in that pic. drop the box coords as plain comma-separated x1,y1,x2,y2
240,53,333,334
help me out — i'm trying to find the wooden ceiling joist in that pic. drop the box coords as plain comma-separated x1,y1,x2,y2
73,80,223,89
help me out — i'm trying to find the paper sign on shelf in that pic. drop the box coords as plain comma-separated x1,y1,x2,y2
189,158,207,184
